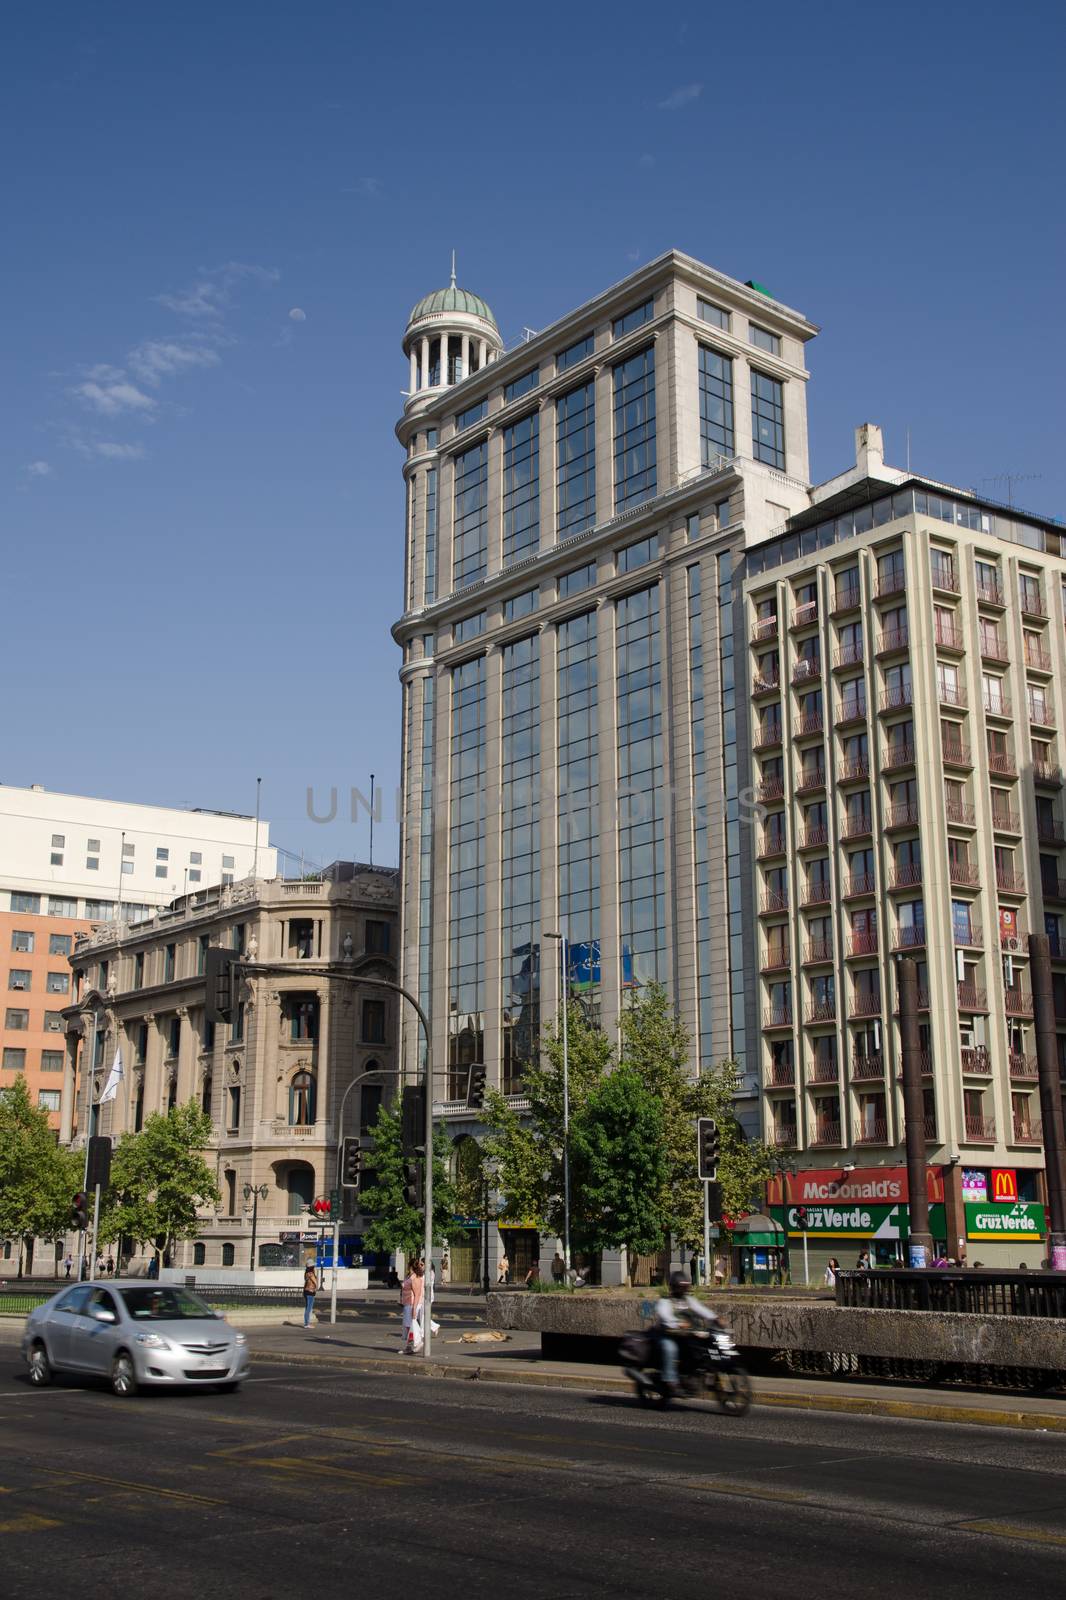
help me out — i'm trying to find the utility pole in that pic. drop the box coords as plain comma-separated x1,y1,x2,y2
1028,934,1066,1269
897,956,932,1267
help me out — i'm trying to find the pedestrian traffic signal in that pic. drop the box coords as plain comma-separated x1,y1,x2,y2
401,1083,425,1156
466,1065,487,1110
697,1117,719,1182
340,1137,363,1190
204,946,238,1024
72,1192,88,1230
402,1160,423,1209
795,1205,809,1230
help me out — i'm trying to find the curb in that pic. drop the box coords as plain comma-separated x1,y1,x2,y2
247,1345,1066,1432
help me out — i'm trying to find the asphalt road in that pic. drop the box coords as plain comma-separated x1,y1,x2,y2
2,1352,1066,1599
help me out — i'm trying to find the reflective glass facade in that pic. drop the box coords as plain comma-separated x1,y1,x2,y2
417,676,435,1041
424,466,437,604
751,371,785,469
698,345,734,465
616,585,665,987
613,345,657,510
500,635,541,1092
448,656,486,1094
502,411,540,567
453,440,488,588
556,382,596,538
556,611,599,997
718,551,745,1067
687,563,713,1066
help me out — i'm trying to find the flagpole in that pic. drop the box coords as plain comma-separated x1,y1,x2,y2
253,777,262,879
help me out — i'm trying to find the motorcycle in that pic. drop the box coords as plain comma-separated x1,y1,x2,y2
619,1325,753,1416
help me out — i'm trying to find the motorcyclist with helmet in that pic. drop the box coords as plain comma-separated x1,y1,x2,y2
653,1271,726,1393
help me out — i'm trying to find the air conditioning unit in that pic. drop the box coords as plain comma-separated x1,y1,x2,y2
1005,936,1019,950
12,981,25,990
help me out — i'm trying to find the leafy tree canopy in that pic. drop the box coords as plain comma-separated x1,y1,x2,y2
100,1101,220,1261
0,1077,81,1255
359,1103,456,1259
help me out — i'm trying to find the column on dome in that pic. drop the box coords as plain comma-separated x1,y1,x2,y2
460,333,470,381
479,339,488,369
437,333,448,387
420,338,430,391
410,346,418,392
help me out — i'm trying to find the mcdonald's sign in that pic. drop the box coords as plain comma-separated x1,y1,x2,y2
990,1168,1018,1202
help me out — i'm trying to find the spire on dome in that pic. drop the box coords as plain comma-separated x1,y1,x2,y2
450,250,457,289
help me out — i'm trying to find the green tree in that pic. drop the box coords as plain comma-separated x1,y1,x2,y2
99,1101,220,1269
0,1077,81,1275
359,1103,456,1260
568,1064,667,1264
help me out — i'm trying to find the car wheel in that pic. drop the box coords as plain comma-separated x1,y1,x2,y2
110,1351,138,1398
27,1342,52,1388
216,1381,241,1394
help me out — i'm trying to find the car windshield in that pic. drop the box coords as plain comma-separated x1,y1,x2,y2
119,1287,216,1321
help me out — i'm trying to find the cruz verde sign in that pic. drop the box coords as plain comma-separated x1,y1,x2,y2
782,1203,947,1240
965,1202,1045,1241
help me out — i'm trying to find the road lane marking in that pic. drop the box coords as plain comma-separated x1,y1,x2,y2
242,1455,423,1489
209,1434,313,1457
39,1467,226,1507
690,1481,809,1504
960,1520,1066,1548
0,1513,61,1533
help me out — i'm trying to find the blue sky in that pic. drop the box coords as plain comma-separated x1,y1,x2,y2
4,0,1063,871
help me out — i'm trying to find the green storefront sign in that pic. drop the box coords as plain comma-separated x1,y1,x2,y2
773,1203,947,1240
965,1201,1046,1241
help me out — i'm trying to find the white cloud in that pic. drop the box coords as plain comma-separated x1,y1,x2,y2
344,177,380,197
637,153,656,172
26,460,52,477
128,338,222,385
155,261,279,318
71,379,157,416
93,441,146,461
288,307,307,322
657,82,703,111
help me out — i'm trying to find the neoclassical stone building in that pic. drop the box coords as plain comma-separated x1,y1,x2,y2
63,863,398,1272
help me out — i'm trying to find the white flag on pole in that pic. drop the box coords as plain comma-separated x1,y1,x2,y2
100,1045,124,1105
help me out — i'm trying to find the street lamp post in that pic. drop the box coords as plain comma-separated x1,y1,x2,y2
768,1153,795,1285
544,931,572,1277
243,1182,269,1272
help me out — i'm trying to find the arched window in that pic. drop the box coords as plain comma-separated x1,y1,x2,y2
201,1075,213,1116
193,1242,206,1265
221,1243,235,1267
289,1070,316,1127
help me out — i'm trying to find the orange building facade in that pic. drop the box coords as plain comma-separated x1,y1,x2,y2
1,908,86,1132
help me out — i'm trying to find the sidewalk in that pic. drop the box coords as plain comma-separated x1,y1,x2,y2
244,1321,1066,1434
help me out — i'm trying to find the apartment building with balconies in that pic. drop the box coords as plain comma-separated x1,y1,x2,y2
744,425,1066,1267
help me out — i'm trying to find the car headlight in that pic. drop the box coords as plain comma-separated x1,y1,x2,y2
234,1332,247,1346
135,1332,171,1349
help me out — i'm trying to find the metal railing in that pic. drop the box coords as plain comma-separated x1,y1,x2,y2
837,1270,1066,1317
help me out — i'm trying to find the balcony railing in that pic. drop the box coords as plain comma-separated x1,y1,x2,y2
892,925,927,950
796,711,824,737
886,802,920,828
765,1063,796,1088
792,658,822,686
948,860,980,886
760,949,791,973
758,832,787,859
895,1049,934,1075
878,627,910,654
751,616,779,642
889,862,923,890
1001,926,1026,949
801,884,832,908
991,808,1021,833
847,931,879,958
805,1000,838,1025
844,873,876,898
996,867,1026,894
879,685,913,712
976,581,1005,607
961,1046,992,1075
1025,644,1053,673
758,777,785,803
833,642,865,669
983,694,1012,718
842,815,873,841
938,682,967,708
791,602,819,630
811,1121,843,1146
1028,698,1056,728
763,1006,794,1030
979,632,1009,662
807,1059,839,1084
953,922,982,947
957,983,988,1011
1009,1053,1039,1080
836,699,868,727
885,743,917,770
752,671,781,697
924,1116,939,1142
935,624,964,651
945,800,976,825
839,757,871,783
1037,819,1066,845
1041,878,1066,902
760,890,790,915
754,726,783,751
803,937,835,964
875,570,906,599
987,750,1017,778
856,1119,889,1144
1020,589,1047,619
1004,988,1033,1016
849,991,882,1017
832,585,861,616
771,1127,798,1149
964,1114,996,1141
851,1054,884,1080
941,740,973,768
1011,1117,1043,1145
931,562,960,593
801,824,829,849
796,768,827,794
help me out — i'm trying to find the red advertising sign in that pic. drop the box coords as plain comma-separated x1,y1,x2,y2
999,907,1019,948
766,1166,944,1206
990,1168,1018,1202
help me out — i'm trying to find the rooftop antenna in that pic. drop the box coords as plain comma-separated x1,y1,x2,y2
906,427,911,473
981,472,1041,509
450,249,457,288
369,772,376,868
253,776,262,879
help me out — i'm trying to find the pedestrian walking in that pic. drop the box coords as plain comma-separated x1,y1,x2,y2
855,1248,871,1271
302,1261,318,1327
400,1264,424,1353
497,1251,510,1285
63,1254,72,1280
551,1251,565,1285
824,1257,840,1288
440,1251,451,1287
106,1253,115,1276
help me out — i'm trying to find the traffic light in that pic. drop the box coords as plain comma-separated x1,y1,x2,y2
72,1192,88,1230
204,946,238,1024
697,1117,719,1182
401,1083,425,1156
402,1160,423,1209
340,1137,363,1191
795,1205,809,1230
86,1135,111,1192
466,1065,487,1110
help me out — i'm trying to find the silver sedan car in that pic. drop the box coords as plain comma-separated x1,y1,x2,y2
21,1280,251,1396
